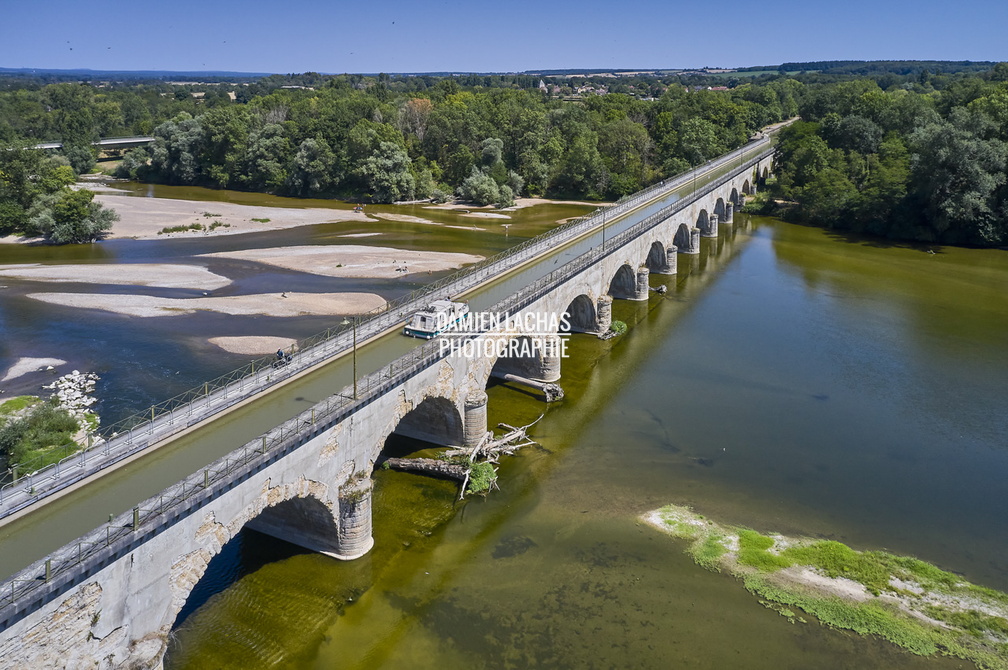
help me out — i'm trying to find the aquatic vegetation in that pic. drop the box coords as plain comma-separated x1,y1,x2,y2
465,461,497,495
644,504,1008,669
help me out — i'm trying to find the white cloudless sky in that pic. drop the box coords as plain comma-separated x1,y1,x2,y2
1,0,1005,73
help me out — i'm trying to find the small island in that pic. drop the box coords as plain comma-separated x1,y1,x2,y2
643,504,1008,669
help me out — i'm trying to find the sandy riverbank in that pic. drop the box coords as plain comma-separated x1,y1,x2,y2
208,336,299,355
1,357,68,383
425,197,605,213
0,193,595,245
200,245,482,279
88,193,373,241
0,263,231,290
26,291,386,318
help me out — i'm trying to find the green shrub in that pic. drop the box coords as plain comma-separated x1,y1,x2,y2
466,461,497,495
158,223,204,235
609,320,627,335
0,401,81,469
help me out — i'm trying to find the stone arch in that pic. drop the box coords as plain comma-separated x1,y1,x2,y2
562,294,597,333
673,222,692,250
761,166,770,180
713,198,726,221
392,395,464,447
608,263,638,300
488,333,561,384
730,187,740,207
645,241,667,273
168,479,341,637
696,209,709,231
741,179,752,195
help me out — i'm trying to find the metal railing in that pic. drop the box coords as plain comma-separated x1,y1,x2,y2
0,137,772,520
0,146,773,623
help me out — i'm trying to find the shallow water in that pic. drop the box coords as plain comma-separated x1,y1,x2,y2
165,217,1007,669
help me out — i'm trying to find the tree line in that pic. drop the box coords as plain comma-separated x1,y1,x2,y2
766,65,1008,246
112,80,797,206
3,62,1007,245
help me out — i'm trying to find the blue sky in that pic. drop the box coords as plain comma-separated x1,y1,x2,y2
1,0,1005,74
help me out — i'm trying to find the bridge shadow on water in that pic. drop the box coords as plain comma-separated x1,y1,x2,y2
169,529,310,634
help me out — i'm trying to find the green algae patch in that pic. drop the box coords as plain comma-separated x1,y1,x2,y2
642,504,1008,669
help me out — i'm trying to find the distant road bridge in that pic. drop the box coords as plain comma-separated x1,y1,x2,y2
32,136,154,151
0,135,777,668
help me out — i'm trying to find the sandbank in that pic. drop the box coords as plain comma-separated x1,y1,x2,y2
1,357,67,383
368,213,438,225
509,197,610,210
208,336,298,355
27,291,386,318
200,245,482,279
0,263,230,290
460,212,510,219
643,504,1008,667
89,194,372,241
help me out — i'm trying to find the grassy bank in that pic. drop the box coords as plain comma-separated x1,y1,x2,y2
0,395,95,476
643,504,1008,669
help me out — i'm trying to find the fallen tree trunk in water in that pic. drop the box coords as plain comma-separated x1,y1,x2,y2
383,457,466,481
489,371,564,402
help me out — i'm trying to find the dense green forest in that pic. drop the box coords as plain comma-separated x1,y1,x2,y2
1,61,1006,245
767,62,1008,246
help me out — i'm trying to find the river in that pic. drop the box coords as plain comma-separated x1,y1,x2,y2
163,215,1008,669
0,186,592,424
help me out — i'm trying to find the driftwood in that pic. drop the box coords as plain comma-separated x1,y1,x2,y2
382,415,544,498
442,414,543,462
489,371,565,402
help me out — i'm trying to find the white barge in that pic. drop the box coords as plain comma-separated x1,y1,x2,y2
403,300,470,339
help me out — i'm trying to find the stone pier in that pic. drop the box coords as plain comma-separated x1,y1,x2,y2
336,477,373,560
633,266,650,300
596,295,613,334
701,214,718,238
464,390,488,448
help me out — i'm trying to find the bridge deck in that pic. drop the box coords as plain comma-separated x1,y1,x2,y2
0,140,774,581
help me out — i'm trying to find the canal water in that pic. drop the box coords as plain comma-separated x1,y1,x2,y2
164,216,1008,669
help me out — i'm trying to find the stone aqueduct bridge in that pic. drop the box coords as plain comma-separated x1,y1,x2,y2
0,150,773,669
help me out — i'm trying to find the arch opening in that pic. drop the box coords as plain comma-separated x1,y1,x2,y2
391,396,464,448
168,495,335,635
608,263,638,300
562,294,597,333
673,223,692,250
714,198,726,221
742,179,752,195
489,333,562,384
645,241,668,273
